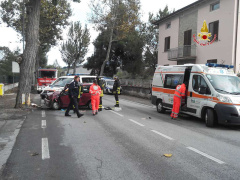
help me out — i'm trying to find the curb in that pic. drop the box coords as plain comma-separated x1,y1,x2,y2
0,116,26,172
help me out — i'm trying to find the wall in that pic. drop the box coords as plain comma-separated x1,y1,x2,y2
178,10,198,47
158,17,179,66
120,79,152,99
3,83,18,92
196,0,236,65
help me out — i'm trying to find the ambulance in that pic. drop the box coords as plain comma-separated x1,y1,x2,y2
151,63,240,127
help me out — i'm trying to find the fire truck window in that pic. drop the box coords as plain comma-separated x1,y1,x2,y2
39,71,56,78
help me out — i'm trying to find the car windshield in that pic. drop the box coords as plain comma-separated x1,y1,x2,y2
106,81,114,86
82,77,95,83
206,74,240,94
52,78,73,87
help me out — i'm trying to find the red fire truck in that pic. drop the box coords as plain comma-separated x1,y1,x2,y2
37,68,58,93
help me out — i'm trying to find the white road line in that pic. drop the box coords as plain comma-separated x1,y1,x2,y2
187,147,225,164
42,110,46,118
42,138,50,160
128,119,145,127
110,110,124,117
42,120,46,128
151,130,174,140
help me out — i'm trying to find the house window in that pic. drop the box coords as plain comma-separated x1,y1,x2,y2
210,1,220,11
209,20,219,41
207,59,217,63
164,36,170,52
184,29,192,45
166,22,171,29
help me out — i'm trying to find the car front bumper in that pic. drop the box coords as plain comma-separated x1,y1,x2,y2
214,104,240,125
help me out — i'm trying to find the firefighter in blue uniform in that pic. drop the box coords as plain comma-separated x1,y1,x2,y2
113,76,120,107
65,76,84,118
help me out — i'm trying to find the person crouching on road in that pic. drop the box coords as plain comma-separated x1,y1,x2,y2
65,76,84,118
113,76,120,107
171,81,187,120
90,79,101,116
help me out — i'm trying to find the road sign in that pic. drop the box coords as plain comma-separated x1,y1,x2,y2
12,61,20,73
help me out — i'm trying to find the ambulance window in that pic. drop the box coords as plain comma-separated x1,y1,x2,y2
164,74,183,89
192,75,211,94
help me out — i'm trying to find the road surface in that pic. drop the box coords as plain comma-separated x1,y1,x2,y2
1,94,240,180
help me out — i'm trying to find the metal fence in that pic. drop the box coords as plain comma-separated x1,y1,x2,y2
0,74,20,84
120,79,152,88
168,45,196,60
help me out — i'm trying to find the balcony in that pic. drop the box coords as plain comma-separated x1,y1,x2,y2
168,45,196,61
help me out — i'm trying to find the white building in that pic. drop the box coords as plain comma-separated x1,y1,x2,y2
154,0,240,72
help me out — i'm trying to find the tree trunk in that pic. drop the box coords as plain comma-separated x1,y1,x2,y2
100,27,114,76
67,64,70,75
15,0,41,108
33,47,40,90
73,61,77,74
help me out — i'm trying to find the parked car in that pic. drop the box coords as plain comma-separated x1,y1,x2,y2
40,75,96,99
44,83,92,110
103,79,122,94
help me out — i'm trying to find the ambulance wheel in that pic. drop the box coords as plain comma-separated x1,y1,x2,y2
52,101,60,110
88,101,92,110
205,109,216,127
157,100,165,113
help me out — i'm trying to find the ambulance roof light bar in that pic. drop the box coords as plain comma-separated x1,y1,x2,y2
205,63,234,69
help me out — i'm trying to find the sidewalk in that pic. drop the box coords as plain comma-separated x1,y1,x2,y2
0,88,34,172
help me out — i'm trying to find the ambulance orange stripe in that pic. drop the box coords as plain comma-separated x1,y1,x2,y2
153,87,240,105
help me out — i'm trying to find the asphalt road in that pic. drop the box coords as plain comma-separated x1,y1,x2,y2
1,94,240,180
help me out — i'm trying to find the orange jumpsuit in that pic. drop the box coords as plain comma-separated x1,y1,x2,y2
171,84,186,119
90,84,101,115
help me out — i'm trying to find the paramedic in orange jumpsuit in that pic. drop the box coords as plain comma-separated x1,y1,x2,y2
171,82,187,119
90,79,101,115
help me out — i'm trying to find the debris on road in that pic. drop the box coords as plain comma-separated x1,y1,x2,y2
163,154,172,158
104,107,112,110
30,152,39,156
31,103,41,108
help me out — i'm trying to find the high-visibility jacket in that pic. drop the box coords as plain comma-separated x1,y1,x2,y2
90,84,101,96
174,84,186,99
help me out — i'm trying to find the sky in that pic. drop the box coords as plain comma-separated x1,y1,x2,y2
0,0,198,67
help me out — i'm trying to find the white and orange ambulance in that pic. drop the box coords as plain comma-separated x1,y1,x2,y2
151,63,240,127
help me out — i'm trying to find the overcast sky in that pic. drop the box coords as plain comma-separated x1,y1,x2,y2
0,0,197,67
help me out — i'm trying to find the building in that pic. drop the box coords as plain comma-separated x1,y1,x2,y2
154,0,240,72
61,65,91,76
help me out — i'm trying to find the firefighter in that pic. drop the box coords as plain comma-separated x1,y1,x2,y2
171,81,187,119
65,76,84,118
90,79,101,115
97,76,104,111
113,76,120,107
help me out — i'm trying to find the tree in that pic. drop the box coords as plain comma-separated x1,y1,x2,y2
143,5,174,76
0,47,20,83
60,22,90,74
0,0,79,108
89,0,141,76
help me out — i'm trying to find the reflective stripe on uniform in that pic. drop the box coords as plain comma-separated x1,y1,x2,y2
175,90,185,95
174,94,181,98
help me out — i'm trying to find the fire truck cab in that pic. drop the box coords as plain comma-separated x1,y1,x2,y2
37,68,58,93
152,63,240,127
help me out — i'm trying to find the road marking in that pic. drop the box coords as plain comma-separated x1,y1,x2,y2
42,120,46,128
129,119,145,127
42,110,46,118
110,110,124,117
187,147,225,164
42,138,50,160
151,130,174,140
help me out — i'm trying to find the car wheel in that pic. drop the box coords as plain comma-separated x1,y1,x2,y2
88,101,92,110
205,109,216,127
156,100,165,113
52,101,60,110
